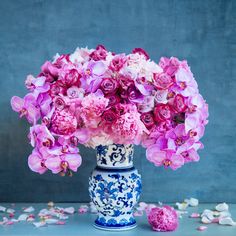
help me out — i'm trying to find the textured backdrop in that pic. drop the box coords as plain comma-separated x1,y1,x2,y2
0,0,235,203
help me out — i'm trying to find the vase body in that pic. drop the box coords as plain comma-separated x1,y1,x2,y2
88,144,142,231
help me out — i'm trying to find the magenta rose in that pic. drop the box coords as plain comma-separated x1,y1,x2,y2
119,75,134,90
100,78,119,95
90,45,107,61
141,112,155,129
50,81,67,98
173,94,187,113
60,69,81,87
109,55,126,72
153,73,173,90
106,94,121,106
102,110,118,124
53,96,66,110
41,61,60,82
132,48,149,60
154,104,172,122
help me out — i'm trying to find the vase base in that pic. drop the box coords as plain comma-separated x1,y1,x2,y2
93,222,137,231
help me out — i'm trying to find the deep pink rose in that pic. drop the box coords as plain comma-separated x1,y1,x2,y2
154,104,172,122
132,48,149,60
106,94,121,106
102,110,118,124
50,81,67,98
141,112,155,129
109,55,126,72
153,73,173,90
100,78,119,94
172,94,187,113
90,45,107,61
127,86,144,103
41,61,60,82
60,69,81,87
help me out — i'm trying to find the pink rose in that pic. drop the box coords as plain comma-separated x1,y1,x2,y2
109,55,126,72
141,112,155,129
119,75,134,90
132,48,149,60
90,45,107,61
154,104,172,122
102,110,118,124
100,78,119,95
153,73,173,90
53,96,66,110
172,94,187,113
50,81,67,98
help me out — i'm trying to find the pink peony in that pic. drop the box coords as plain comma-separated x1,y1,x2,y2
51,109,77,135
147,206,178,232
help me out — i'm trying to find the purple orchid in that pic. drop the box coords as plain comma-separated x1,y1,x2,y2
11,94,40,124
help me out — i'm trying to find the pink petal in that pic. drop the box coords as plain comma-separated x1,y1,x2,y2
45,156,62,174
170,154,184,170
11,96,24,112
92,61,106,76
64,154,82,172
28,151,47,174
146,145,166,166
197,226,207,231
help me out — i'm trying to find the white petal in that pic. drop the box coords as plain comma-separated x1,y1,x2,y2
219,217,236,226
215,203,229,212
185,198,199,207
6,208,15,214
63,207,75,214
18,214,28,221
33,222,47,227
201,216,212,224
0,206,6,212
23,206,35,213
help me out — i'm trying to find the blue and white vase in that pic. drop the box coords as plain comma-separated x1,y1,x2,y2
88,144,142,231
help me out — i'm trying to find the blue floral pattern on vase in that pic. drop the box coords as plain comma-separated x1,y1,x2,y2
89,144,142,230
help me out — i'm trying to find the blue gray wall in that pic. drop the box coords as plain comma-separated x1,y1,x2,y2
0,0,235,203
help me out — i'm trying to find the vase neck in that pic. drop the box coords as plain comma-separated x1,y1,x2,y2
96,144,134,169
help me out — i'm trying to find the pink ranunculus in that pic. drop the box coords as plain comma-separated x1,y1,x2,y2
153,73,173,90
11,94,40,124
28,148,48,174
154,104,172,122
102,109,118,124
109,54,126,72
147,206,178,232
140,112,155,129
90,45,107,61
51,109,77,135
132,48,150,60
172,94,187,113
100,78,119,95
146,147,184,170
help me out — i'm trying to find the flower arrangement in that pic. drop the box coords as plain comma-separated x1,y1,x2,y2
11,45,208,175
